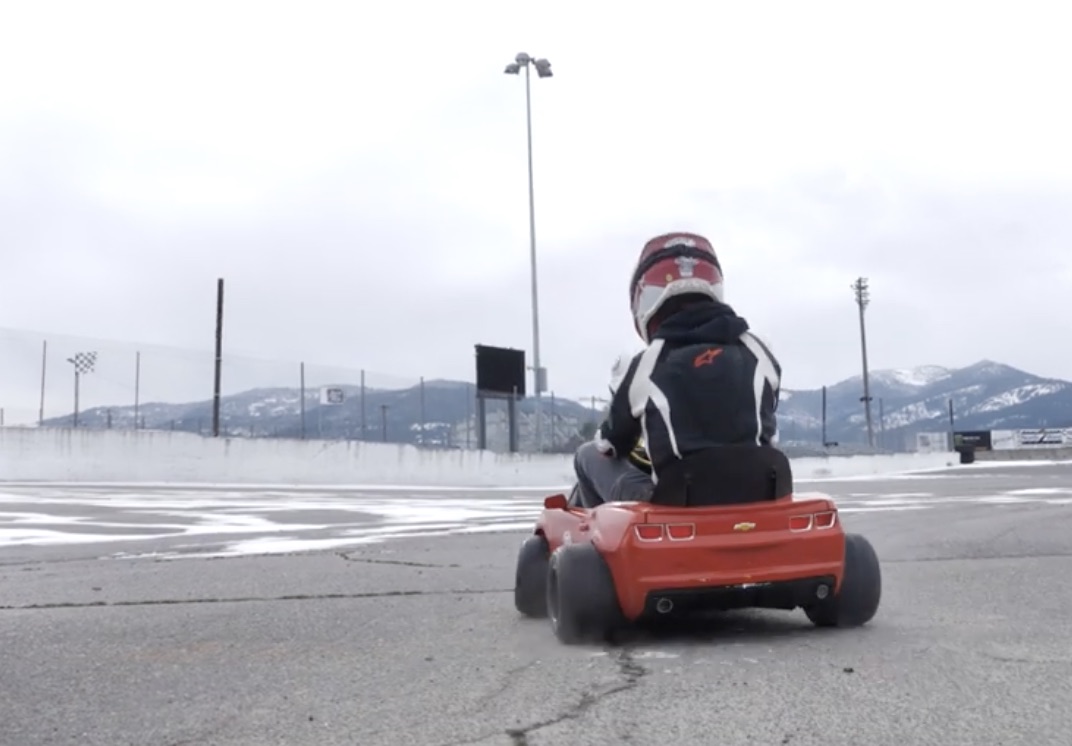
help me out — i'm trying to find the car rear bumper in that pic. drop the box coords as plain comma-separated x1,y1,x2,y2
641,574,837,616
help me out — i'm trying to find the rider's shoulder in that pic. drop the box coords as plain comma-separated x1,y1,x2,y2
739,330,780,357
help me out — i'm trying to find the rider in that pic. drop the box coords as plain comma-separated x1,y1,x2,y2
573,231,782,505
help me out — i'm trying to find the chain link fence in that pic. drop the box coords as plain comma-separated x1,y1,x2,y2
0,326,607,454
1,326,898,456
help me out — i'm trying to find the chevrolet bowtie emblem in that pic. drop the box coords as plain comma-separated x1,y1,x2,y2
733,522,756,532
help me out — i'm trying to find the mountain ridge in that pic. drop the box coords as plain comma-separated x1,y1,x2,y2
776,360,1072,448
37,359,1072,453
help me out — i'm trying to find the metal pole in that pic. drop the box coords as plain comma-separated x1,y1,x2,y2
212,278,225,437
509,387,519,453
853,278,875,448
523,61,543,453
73,370,80,428
858,305,874,447
360,370,366,440
419,376,425,447
134,351,141,430
38,340,47,426
381,404,388,442
821,385,827,446
948,398,955,450
300,362,306,439
477,394,487,450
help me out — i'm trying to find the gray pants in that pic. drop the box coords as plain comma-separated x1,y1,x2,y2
573,440,654,505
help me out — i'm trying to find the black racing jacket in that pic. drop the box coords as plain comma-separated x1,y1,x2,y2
594,301,782,481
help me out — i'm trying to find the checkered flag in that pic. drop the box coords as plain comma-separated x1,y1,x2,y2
320,386,345,405
70,352,97,374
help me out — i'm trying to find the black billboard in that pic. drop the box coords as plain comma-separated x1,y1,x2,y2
953,430,992,451
475,344,526,397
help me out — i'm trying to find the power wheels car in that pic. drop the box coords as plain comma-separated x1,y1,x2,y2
513,443,881,644
513,440,651,630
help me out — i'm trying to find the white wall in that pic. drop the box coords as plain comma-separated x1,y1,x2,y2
991,428,1072,450
0,427,957,487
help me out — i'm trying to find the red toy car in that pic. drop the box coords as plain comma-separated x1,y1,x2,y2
513,444,881,644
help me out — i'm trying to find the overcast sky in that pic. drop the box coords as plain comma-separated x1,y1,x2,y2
2,1,1071,422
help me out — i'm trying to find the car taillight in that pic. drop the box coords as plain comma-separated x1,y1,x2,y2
813,511,838,529
790,510,838,531
635,524,663,541
634,523,697,542
666,523,696,541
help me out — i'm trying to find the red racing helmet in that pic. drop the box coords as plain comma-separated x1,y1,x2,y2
629,232,724,342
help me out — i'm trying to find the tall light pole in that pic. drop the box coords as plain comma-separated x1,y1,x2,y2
852,277,875,448
504,52,552,452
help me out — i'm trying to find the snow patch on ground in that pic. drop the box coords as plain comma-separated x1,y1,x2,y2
3,475,1069,558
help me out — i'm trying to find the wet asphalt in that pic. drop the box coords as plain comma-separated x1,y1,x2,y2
2,462,1071,745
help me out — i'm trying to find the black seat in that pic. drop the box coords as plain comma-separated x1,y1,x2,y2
650,445,794,507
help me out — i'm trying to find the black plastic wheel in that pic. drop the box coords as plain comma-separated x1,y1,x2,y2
546,543,624,644
514,534,550,617
805,532,882,627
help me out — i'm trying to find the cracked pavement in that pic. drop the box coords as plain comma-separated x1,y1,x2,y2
2,463,1072,745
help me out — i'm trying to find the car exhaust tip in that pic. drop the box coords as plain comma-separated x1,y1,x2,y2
655,598,673,614
816,583,830,600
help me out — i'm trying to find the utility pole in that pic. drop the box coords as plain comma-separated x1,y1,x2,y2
212,278,225,437
852,277,875,448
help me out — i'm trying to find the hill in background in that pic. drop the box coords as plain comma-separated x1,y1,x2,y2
38,360,1072,453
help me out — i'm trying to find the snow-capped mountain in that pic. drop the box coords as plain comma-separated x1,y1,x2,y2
37,359,1072,454
871,365,952,390
776,360,1072,449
